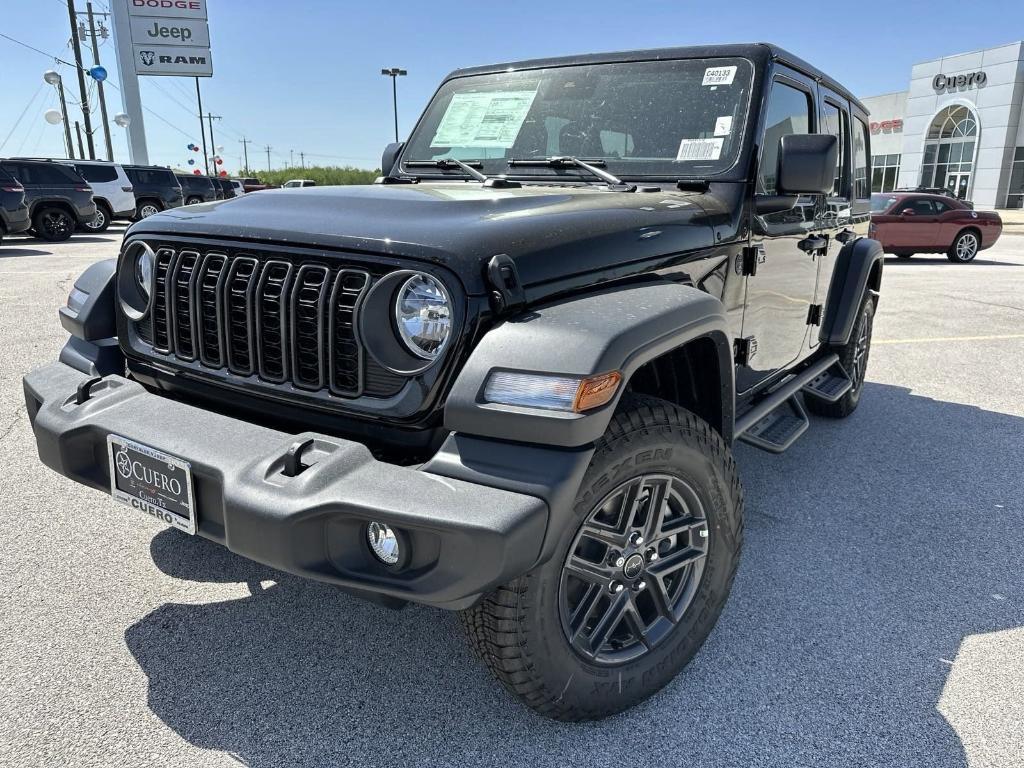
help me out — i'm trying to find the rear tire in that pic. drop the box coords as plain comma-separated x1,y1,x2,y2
460,395,743,721
804,291,876,418
82,202,111,233
135,200,161,220
185,196,202,206
947,230,980,263
32,206,75,242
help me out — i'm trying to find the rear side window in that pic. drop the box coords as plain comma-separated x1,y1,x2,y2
75,164,118,183
853,118,870,199
904,198,935,215
821,101,849,199
3,162,82,185
757,80,812,195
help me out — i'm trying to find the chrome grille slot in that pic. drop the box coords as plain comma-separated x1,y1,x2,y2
224,256,260,375
195,253,228,367
328,269,369,396
169,250,200,360
289,264,330,389
151,248,175,352
255,260,293,383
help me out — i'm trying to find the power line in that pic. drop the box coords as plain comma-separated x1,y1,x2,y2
0,82,47,153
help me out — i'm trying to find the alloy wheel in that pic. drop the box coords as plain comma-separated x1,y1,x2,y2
559,473,709,665
41,210,72,238
850,302,874,390
956,233,978,261
84,208,107,230
138,204,160,218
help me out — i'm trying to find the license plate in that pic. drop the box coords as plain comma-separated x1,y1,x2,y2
107,435,196,535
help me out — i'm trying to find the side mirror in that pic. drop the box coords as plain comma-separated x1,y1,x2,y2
776,134,839,196
381,142,404,177
900,208,916,216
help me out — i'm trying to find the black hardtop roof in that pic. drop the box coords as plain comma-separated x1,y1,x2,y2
447,42,867,114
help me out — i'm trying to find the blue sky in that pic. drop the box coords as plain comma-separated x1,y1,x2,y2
2,0,1022,173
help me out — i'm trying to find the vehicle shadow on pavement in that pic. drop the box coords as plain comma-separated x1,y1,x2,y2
0,247,52,258
124,382,1023,768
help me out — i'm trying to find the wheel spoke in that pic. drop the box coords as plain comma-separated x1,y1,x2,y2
648,546,706,577
564,553,612,586
646,575,677,623
623,598,654,648
641,476,670,541
578,523,627,550
586,590,630,655
655,515,706,542
568,583,604,639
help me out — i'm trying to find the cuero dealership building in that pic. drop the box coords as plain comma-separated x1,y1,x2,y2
860,41,1024,209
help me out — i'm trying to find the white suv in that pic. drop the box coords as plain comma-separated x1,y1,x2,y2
60,160,135,232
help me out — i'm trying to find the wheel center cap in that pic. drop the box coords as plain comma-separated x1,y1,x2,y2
622,553,645,580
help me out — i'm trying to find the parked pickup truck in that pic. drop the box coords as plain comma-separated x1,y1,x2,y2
24,43,883,720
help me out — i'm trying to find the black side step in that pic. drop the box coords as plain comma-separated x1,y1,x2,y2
802,365,853,403
734,353,839,454
738,395,809,453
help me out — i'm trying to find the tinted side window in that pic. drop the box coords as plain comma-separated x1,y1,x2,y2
932,199,951,214
758,80,812,194
75,164,118,183
853,118,870,199
822,101,849,199
31,163,81,185
906,199,935,215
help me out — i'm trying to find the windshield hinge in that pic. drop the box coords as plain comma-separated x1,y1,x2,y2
486,254,526,315
738,245,765,276
806,303,823,326
734,336,758,367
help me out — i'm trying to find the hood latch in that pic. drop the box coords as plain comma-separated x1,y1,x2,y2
486,254,526,315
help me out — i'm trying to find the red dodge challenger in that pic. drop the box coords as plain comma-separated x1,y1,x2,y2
869,193,1003,263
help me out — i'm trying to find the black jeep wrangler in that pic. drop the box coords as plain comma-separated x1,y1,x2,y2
24,44,882,720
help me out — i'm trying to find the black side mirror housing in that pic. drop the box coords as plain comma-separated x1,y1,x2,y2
776,134,839,196
381,142,404,177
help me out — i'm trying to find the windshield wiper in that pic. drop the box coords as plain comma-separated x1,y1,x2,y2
404,158,520,188
507,156,634,190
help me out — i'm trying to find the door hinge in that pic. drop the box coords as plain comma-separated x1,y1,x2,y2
734,336,758,366
486,253,526,315
806,303,823,326
737,244,766,276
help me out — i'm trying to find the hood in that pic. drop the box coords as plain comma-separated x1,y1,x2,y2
128,182,724,295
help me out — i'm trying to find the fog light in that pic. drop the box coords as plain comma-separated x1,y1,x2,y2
367,521,401,566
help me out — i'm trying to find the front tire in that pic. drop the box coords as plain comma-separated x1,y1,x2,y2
460,395,743,720
804,291,876,418
32,206,75,242
947,230,980,263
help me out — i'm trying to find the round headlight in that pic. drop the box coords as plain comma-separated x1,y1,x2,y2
134,247,154,300
394,274,452,360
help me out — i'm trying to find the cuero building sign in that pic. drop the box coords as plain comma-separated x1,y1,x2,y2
933,71,987,91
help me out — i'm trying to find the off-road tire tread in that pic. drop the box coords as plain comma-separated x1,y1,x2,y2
459,394,743,721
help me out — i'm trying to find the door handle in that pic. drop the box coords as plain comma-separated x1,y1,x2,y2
835,229,855,245
797,235,828,253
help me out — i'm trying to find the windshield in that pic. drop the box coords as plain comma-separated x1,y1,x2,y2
402,57,753,180
870,194,898,213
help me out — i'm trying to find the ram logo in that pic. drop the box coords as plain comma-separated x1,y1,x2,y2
139,50,155,67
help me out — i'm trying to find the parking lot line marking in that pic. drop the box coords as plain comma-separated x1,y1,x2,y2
875,333,1024,345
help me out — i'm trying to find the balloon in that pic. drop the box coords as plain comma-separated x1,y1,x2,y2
187,158,195,165
219,170,228,177
44,109,63,125
88,65,107,82
215,158,223,165
113,113,130,128
192,145,200,152
187,143,194,150
193,169,201,175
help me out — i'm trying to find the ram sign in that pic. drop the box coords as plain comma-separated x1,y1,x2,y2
126,0,212,77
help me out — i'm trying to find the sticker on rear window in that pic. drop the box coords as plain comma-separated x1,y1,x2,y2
676,138,724,162
714,116,733,136
702,66,737,87
431,89,538,148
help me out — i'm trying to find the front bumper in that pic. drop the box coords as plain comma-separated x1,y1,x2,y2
24,362,549,610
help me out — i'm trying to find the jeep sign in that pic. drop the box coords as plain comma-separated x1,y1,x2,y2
132,43,213,76
933,71,987,91
129,16,210,48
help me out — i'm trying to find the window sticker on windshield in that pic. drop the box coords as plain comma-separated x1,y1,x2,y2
431,89,538,148
714,116,733,137
676,138,724,162
702,66,737,87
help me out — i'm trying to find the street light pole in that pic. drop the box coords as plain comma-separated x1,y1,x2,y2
45,71,75,160
380,67,407,143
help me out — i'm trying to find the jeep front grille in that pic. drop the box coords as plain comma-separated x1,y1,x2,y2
132,244,405,400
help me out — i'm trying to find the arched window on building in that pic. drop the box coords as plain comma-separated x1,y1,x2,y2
920,105,977,200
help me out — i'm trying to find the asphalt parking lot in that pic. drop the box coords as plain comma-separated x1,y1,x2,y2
1,225,1022,768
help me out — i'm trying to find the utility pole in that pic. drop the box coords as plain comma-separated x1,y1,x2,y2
300,152,305,170
206,113,221,174
194,78,208,175
74,121,86,158
264,145,272,173
85,2,113,160
45,71,75,160
289,149,294,167
238,137,251,173
66,0,95,159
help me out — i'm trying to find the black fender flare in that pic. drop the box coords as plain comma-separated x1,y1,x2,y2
57,258,124,376
444,280,735,448
820,236,883,346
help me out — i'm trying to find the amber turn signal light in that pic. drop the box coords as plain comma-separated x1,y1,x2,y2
573,371,622,413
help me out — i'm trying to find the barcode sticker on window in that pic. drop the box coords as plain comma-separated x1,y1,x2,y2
676,138,724,162
702,66,737,86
